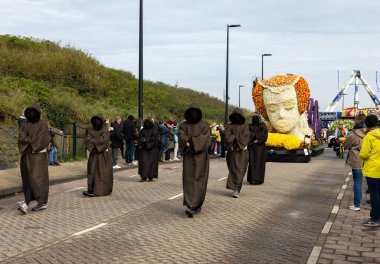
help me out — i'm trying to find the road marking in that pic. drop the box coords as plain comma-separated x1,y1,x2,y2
348,171,352,176
321,221,333,234
307,246,322,264
171,166,181,169
129,174,138,178
337,191,344,200
168,193,183,200
65,187,85,192
341,184,347,190
345,177,350,182
217,177,227,181
72,223,108,236
331,205,339,214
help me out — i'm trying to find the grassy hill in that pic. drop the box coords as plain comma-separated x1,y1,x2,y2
0,35,251,128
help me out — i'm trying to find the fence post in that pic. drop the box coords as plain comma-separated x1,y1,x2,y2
73,122,77,158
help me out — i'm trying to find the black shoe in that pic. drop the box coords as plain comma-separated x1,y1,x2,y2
140,178,147,182
148,178,153,182
83,191,95,197
54,162,61,166
185,208,194,218
49,163,55,166
32,204,47,211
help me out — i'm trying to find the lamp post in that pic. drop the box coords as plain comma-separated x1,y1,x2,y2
238,85,244,108
138,0,143,119
225,24,241,125
261,53,272,80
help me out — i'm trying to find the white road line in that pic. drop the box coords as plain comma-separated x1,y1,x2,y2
337,191,344,200
171,166,181,169
65,187,85,193
217,177,227,181
341,184,347,190
129,174,138,178
348,171,352,176
168,193,183,200
345,177,350,182
307,246,322,264
331,205,339,214
321,221,333,234
72,223,108,236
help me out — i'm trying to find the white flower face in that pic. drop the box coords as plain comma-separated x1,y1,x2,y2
263,86,300,134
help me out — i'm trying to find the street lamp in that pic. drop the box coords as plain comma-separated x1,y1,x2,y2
261,53,272,80
225,24,241,125
238,85,244,108
138,0,143,119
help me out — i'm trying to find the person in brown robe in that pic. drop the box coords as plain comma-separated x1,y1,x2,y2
83,115,113,197
179,103,211,217
247,113,268,185
18,104,51,213
226,108,250,198
138,118,159,182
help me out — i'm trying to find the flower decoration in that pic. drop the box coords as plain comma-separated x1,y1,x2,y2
252,74,310,121
266,133,301,150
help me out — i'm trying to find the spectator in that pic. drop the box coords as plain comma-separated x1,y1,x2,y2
215,126,222,155
335,124,347,156
110,116,123,169
158,121,169,162
343,113,366,211
219,124,226,158
48,127,62,166
165,121,176,161
359,115,380,227
172,122,180,161
123,115,137,165
209,123,217,155
134,118,143,165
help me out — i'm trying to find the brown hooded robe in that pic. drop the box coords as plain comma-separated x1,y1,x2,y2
138,119,159,179
179,103,211,210
18,104,51,205
226,108,250,192
85,115,113,196
247,115,268,184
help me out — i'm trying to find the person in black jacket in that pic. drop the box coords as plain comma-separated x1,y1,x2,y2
123,115,137,165
110,116,124,169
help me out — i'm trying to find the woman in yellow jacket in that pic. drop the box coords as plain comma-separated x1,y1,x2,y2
359,114,380,227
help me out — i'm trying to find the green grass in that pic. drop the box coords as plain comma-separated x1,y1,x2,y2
0,35,251,127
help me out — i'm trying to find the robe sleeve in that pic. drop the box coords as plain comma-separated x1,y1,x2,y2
191,122,210,153
18,121,51,154
179,123,190,151
226,124,249,151
85,128,110,153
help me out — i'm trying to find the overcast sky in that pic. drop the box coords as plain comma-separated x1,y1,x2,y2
1,0,380,111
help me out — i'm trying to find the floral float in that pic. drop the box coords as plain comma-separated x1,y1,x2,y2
252,74,313,150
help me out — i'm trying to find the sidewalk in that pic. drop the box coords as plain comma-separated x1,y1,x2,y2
0,159,183,198
317,173,380,263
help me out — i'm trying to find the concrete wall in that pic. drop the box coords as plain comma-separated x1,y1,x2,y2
0,125,19,169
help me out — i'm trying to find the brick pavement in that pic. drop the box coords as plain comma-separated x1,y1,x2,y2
0,149,349,263
317,172,380,263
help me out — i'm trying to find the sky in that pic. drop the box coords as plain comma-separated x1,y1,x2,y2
1,0,380,111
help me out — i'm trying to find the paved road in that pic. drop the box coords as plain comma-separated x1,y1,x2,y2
0,149,347,264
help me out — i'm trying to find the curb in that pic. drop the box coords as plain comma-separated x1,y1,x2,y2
306,171,351,264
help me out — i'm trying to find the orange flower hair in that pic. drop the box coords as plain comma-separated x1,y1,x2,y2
252,74,310,121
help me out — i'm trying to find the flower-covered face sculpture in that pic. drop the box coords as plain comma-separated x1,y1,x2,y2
263,86,299,133
253,74,313,142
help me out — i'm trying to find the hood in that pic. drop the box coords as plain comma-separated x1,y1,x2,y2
251,113,262,126
184,103,203,124
367,129,380,140
143,119,154,129
229,108,245,125
353,127,366,139
91,114,105,131
24,103,41,124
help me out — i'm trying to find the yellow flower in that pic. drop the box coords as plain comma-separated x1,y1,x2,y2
266,133,301,150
